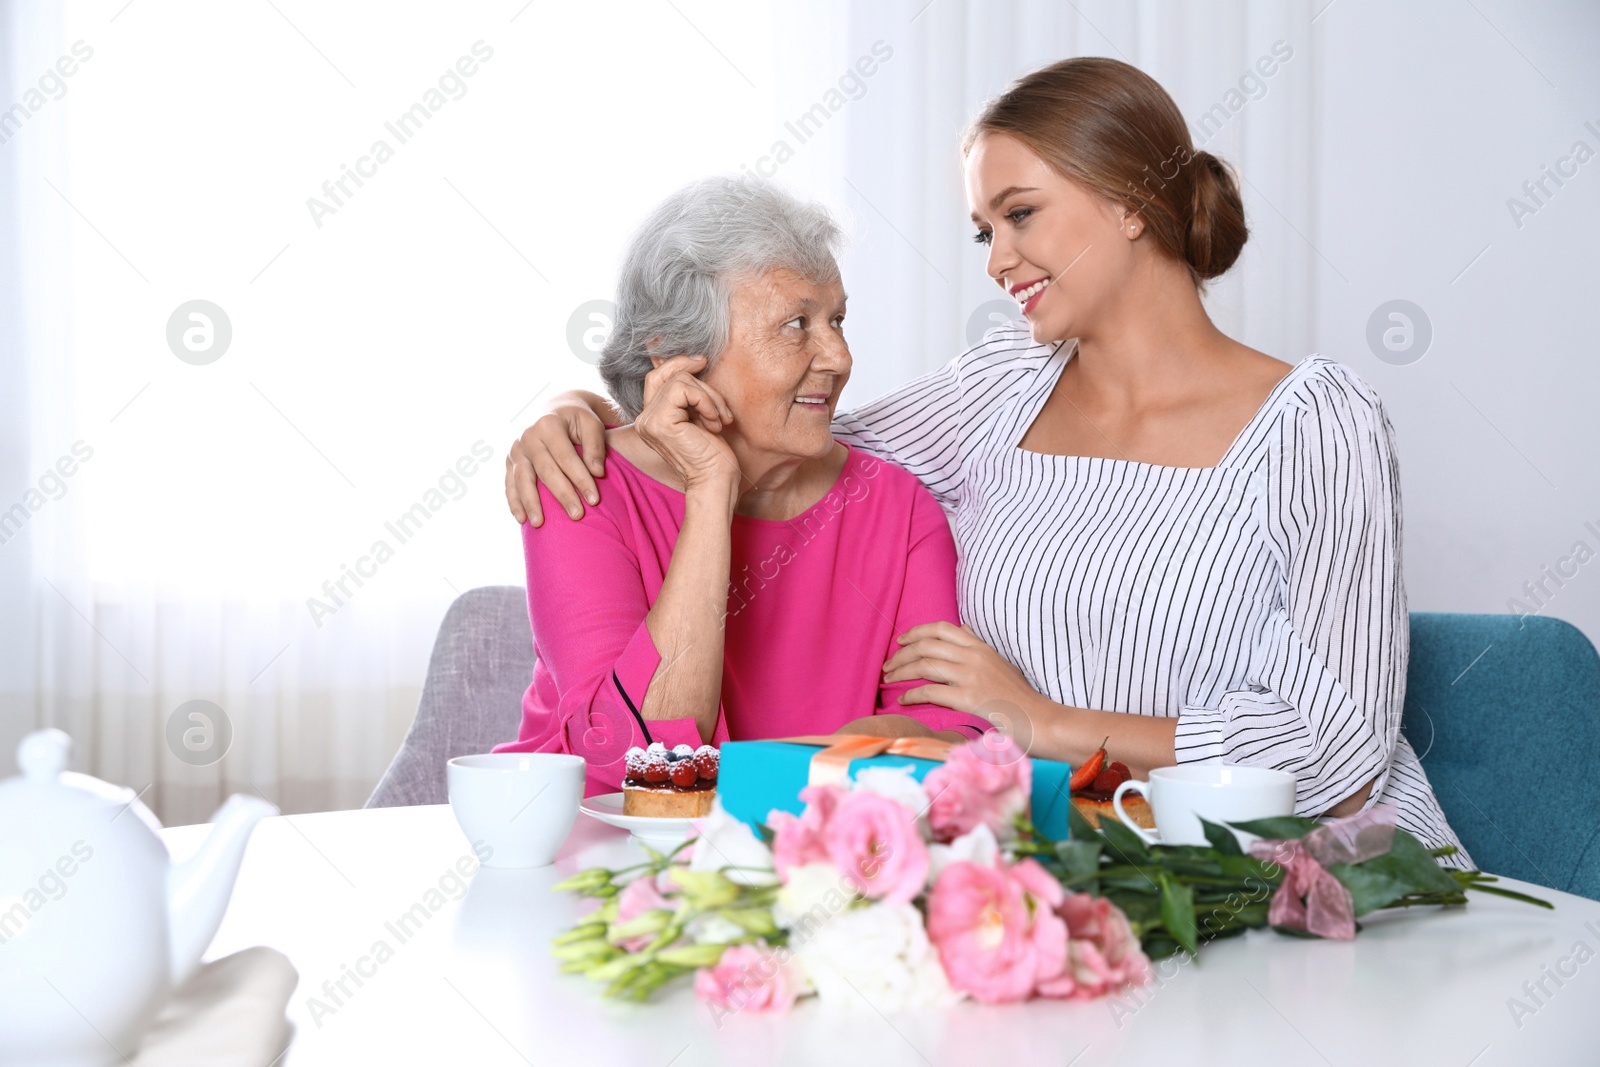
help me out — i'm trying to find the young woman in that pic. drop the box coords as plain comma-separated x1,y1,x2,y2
504,58,1469,861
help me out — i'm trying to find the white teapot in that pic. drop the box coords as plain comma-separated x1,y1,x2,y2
0,729,277,1066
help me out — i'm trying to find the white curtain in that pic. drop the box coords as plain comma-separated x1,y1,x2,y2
2,0,1315,823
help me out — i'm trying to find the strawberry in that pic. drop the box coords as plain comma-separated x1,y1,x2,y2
1091,767,1126,793
1068,737,1110,792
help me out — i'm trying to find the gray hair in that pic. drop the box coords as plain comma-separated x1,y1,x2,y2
598,175,843,420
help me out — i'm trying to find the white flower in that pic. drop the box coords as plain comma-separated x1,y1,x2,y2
688,798,778,886
927,823,1000,882
792,901,962,1012
685,911,748,945
774,862,858,930
852,764,930,819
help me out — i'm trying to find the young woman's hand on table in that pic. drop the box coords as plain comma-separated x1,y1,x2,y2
884,621,1180,780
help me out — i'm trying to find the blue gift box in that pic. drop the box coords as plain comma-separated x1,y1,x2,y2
718,739,1075,841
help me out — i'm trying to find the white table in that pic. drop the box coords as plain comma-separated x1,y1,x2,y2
164,804,1600,1067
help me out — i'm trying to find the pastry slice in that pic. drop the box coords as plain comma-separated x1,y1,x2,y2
622,743,718,818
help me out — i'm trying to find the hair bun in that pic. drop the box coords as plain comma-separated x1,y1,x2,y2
1184,150,1248,281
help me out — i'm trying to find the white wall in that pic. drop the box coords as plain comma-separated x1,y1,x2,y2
1313,0,1600,641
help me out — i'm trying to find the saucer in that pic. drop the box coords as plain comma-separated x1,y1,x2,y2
579,792,698,846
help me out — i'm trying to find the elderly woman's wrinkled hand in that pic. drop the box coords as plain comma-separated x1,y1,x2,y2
634,355,741,494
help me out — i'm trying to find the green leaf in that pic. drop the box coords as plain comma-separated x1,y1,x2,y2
1388,830,1465,894
1141,934,1182,960
1460,879,1554,909
1316,830,1457,915
1193,899,1270,943
1052,838,1104,881
1106,892,1164,926
1101,873,1164,895
1158,874,1198,957
1098,816,1154,864
1065,802,1103,842
1213,854,1283,885
1227,815,1321,839
1198,817,1243,856
1322,860,1411,916
1150,853,1228,880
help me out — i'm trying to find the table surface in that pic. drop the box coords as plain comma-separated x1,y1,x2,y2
164,804,1600,1067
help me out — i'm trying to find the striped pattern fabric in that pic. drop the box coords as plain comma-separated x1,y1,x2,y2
833,326,1469,864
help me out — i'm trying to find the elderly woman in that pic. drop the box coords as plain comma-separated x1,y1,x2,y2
492,176,989,795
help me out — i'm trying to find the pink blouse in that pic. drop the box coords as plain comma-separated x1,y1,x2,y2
492,444,989,795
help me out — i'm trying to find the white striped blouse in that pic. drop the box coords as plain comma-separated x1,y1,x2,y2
832,325,1470,865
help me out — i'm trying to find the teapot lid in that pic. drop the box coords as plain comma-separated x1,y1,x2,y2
0,728,164,841
17,727,71,782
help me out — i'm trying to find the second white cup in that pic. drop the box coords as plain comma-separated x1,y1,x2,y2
446,752,585,868
1112,764,1296,846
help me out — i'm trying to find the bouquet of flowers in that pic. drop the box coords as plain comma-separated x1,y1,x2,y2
552,735,1548,1016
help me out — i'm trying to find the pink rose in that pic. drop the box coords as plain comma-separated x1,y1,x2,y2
825,789,931,905
770,784,846,879
612,873,671,952
922,733,1032,844
694,942,800,1014
1036,891,1153,999
925,857,1066,1004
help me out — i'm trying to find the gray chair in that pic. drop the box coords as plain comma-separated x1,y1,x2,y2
365,586,533,808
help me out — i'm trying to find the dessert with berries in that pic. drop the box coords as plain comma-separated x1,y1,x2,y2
622,742,719,818
1067,741,1155,830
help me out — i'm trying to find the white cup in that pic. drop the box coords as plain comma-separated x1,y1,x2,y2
1112,764,1296,847
446,753,585,868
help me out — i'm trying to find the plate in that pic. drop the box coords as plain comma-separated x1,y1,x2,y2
579,792,699,846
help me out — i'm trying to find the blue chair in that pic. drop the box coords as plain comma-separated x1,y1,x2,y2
1403,612,1600,900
